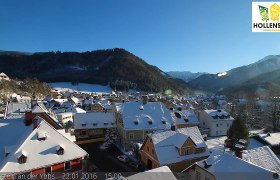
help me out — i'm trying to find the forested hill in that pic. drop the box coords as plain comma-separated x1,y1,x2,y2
0,48,191,93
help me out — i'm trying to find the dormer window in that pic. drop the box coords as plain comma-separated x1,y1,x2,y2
4,146,12,157
148,120,153,125
139,105,144,110
184,118,189,122
56,145,64,155
174,112,181,119
104,122,108,126
18,151,27,164
38,132,47,141
111,122,115,125
162,118,167,124
93,123,98,126
81,122,86,127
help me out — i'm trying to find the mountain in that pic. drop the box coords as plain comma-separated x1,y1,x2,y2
166,71,207,82
189,55,280,92
0,48,190,93
221,69,280,97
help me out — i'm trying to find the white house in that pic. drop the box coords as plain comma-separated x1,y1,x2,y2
115,101,174,150
74,112,116,140
171,109,199,128
199,109,234,136
0,117,88,178
56,112,74,126
0,72,10,81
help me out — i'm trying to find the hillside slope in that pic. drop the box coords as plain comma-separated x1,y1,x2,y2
0,48,190,93
189,55,280,92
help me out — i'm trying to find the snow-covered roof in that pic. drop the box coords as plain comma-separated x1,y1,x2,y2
0,118,88,173
74,112,116,130
6,102,31,115
258,132,280,146
195,150,276,180
57,129,76,142
243,146,280,173
65,107,86,114
116,101,174,130
204,109,234,121
127,166,177,180
149,127,209,165
0,118,32,167
70,97,80,104
0,72,7,77
32,103,63,128
53,98,68,103
172,110,199,125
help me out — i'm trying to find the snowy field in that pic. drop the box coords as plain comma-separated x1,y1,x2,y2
50,82,112,93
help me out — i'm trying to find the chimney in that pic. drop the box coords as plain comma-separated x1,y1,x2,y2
171,125,176,131
142,95,148,104
25,111,34,126
235,150,243,159
33,116,39,129
31,95,37,109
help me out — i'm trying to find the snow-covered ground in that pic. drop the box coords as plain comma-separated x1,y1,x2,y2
50,82,112,93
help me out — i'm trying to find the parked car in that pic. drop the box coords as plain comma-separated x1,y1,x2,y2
117,155,129,163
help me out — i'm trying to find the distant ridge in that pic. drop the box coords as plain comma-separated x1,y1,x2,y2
0,48,191,93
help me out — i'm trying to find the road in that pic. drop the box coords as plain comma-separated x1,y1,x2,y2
79,142,136,173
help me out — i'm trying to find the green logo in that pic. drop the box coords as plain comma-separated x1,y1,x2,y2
259,5,269,21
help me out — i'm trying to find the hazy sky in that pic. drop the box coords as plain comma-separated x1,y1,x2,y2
0,0,279,73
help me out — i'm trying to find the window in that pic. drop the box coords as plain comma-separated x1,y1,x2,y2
65,161,71,171
216,124,219,127
216,131,218,135
152,149,154,155
18,155,27,164
185,149,191,155
81,130,87,136
45,166,52,173
227,123,230,127
129,133,134,140
203,122,205,125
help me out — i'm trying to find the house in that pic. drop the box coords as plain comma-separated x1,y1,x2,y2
56,112,74,127
25,102,63,129
12,95,31,103
74,112,116,140
90,100,113,112
5,102,31,119
171,110,199,128
115,101,174,151
0,72,10,81
140,127,209,172
183,150,278,180
66,106,86,114
199,109,234,136
0,117,88,179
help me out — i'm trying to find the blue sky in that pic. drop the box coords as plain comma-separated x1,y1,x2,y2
0,0,279,73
